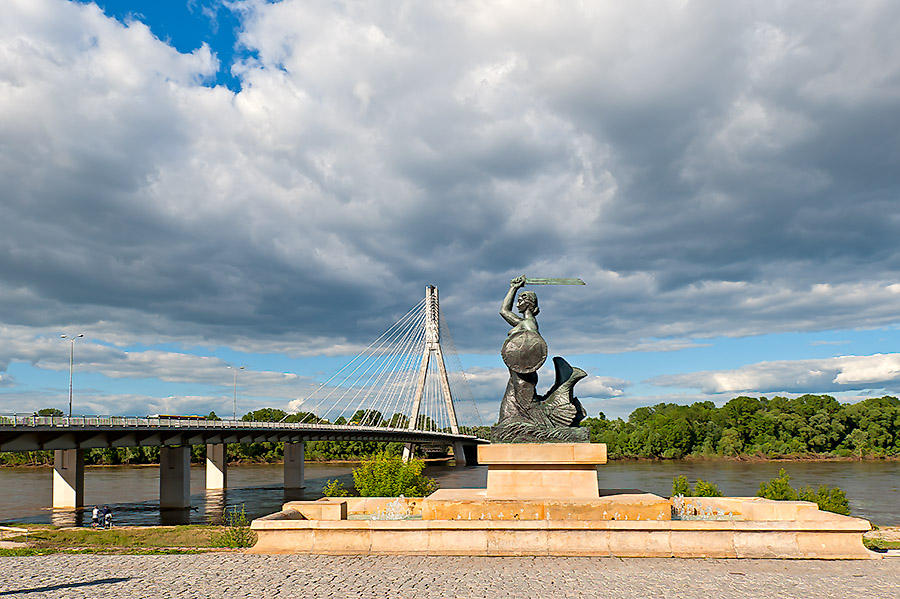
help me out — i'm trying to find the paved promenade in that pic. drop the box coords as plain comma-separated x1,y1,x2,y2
0,554,897,598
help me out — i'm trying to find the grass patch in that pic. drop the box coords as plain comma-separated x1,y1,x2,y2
863,538,900,551
11,525,221,549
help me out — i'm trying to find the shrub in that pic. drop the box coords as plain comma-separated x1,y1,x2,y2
322,479,352,497
352,453,438,497
757,469,851,515
798,484,850,515
757,468,798,501
693,479,723,497
672,475,692,497
672,475,723,497
216,505,256,548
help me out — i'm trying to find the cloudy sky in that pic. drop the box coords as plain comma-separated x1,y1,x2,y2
2,0,900,423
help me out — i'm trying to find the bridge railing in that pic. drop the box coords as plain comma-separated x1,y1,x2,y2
0,413,480,439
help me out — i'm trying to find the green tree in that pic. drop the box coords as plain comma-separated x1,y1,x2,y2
34,408,64,417
242,408,287,422
285,411,323,423
350,410,384,426
757,468,798,501
716,428,743,456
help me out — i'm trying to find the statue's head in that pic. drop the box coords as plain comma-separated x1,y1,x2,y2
516,290,539,315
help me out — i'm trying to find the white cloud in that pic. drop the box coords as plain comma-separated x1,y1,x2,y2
651,353,900,395
3,0,900,411
577,376,629,399
0,325,300,396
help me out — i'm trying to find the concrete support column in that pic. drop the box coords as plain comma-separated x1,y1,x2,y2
284,441,305,489
205,443,227,490
401,443,415,462
160,445,191,509
463,444,479,466
52,449,84,509
452,441,468,467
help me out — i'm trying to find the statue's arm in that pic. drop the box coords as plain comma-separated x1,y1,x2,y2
500,276,525,326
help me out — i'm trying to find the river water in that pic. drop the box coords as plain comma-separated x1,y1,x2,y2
0,460,896,526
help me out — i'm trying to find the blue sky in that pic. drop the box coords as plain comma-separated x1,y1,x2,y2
78,1,248,90
2,0,900,424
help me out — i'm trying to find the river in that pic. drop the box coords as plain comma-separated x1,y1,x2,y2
0,460,896,526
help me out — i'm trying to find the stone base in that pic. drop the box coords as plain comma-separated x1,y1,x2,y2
250,514,878,559
422,489,670,521
478,443,606,499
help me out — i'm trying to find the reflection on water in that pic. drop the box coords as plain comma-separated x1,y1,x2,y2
49,510,81,528
2,459,897,527
0,463,356,527
203,490,226,524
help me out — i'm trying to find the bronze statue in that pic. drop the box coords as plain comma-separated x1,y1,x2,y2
492,275,589,443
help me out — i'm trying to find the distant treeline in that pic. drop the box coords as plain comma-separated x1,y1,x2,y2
3,396,897,466
580,395,899,459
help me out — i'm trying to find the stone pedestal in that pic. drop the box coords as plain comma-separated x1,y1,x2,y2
478,443,607,499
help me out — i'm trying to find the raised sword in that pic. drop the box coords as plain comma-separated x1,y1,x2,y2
513,277,586,285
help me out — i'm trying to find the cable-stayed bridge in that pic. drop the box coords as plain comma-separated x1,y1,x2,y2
288,285,484,452
0,286,488,511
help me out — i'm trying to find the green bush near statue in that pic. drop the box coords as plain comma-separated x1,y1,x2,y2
322,453,438,497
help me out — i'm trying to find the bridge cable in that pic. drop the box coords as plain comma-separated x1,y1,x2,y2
292,298,425,423
322,306,425,424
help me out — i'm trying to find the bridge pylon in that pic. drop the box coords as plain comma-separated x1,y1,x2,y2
402,285,463,462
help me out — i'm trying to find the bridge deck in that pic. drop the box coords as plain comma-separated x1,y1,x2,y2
0,415,487,452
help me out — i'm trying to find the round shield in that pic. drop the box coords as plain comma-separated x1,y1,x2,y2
501,330,548,374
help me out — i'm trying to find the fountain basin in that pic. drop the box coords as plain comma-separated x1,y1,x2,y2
249,444,878,558
249,502,876,558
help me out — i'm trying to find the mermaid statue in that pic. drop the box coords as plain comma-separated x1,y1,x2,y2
492,275,589,443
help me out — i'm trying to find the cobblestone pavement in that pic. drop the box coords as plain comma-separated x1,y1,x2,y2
0,554,897,598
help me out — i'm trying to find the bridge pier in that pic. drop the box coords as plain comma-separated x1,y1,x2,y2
205,443,227,490
284,442,305,489
52,449,84,509
451,441,468,466
401,442,414,462
160,445,191,509
463,443,478,466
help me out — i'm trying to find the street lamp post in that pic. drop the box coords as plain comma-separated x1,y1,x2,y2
228,365,245,421
60,334,84,418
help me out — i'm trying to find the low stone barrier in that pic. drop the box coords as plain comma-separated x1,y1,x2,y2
249,517,876,558
249,496,878,559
